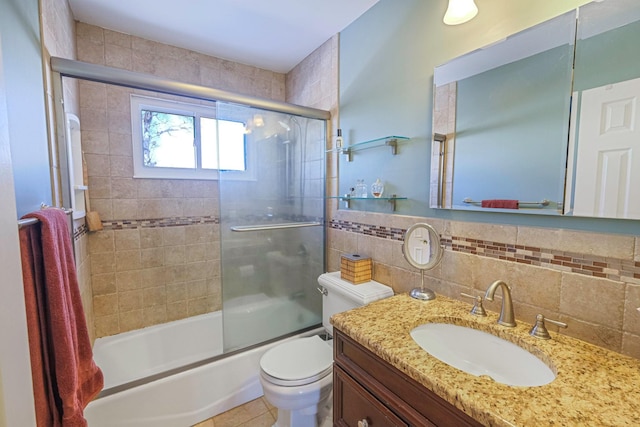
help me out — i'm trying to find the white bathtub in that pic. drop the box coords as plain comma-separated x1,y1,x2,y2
85,297,321,427
93,312,223,390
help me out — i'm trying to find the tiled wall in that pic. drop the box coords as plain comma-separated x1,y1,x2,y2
326,209,640,359
41,0,97,343
75,22,283,337
76,23,336,338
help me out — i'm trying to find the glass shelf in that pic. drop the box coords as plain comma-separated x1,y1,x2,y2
328,195,407,211
329,135,410,161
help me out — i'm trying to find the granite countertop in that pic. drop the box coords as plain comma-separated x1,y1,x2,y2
331,293,640,426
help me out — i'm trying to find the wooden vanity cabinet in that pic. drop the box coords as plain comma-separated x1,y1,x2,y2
333,328,483,427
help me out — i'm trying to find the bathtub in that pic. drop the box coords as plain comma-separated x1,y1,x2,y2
85,296,321,427
93,312,224,389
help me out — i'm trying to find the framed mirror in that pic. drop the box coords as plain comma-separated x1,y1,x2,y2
402,223,443,300
431,11,577,215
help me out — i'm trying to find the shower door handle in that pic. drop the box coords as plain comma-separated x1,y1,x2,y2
230,221,321,232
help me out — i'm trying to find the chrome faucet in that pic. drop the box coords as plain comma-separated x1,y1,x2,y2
484,280,516,327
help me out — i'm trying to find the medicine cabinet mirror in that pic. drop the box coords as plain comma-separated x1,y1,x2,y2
431,0,640,220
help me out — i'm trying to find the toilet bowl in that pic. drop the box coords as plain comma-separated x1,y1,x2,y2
259,272,394,427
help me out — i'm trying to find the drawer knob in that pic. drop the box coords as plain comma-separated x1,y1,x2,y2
358,419,369,427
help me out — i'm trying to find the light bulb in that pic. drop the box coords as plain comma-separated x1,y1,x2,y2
443,0,478,26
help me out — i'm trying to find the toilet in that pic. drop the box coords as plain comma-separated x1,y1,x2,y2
259,271,394,427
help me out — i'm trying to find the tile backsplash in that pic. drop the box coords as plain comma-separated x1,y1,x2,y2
327,209,640,359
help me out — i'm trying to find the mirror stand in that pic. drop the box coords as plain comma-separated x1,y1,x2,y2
402,223,443,302
410,270,436,301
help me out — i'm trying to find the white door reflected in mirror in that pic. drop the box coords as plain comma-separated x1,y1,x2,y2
573,77,640,219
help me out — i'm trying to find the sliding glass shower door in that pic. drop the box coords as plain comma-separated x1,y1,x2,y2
216,102,325,352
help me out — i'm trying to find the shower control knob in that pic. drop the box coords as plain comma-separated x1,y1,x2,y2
316,286,328,296
358,419,369,427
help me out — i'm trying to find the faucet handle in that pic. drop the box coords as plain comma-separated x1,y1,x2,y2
529,314,567,339
460,292,487,316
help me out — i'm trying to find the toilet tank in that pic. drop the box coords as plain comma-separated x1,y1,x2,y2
317,272,394,336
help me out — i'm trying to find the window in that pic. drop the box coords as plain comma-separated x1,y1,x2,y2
131,95,247,179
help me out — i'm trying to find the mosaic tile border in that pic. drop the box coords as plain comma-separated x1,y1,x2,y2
73,222,88,241
329,219,640,284
100,216,219,231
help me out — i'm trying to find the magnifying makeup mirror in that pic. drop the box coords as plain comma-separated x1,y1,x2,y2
402,223,444,301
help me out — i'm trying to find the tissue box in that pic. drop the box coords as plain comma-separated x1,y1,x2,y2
340,253,372,284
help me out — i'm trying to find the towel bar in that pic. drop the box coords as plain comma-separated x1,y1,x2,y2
463,198,550,207
18,205,73,229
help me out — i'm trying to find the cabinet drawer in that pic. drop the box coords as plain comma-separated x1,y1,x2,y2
334,366,408,427
334,328,483,427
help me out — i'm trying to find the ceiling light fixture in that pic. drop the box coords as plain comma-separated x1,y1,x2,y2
443,0,478,25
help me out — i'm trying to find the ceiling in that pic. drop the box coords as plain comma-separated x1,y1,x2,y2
68,0,380,73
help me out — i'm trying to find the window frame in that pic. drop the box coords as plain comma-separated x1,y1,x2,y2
130,95,252,180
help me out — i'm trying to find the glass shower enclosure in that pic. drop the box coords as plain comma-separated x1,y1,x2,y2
216,102,326,352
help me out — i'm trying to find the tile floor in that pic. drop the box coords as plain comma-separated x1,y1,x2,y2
191,397,277,427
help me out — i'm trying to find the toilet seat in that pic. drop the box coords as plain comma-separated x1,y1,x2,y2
260,335,333,387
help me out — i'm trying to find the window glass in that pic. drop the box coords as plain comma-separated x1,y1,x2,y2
131,95,249,180
141,110,195,168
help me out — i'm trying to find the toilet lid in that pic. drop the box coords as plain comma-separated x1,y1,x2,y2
260,336,333,386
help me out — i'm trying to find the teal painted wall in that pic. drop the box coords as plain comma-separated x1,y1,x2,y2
339,0,640,235
1,0,52,217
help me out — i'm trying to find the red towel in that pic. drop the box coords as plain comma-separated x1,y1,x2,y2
19,208,103,427
481,199,519,209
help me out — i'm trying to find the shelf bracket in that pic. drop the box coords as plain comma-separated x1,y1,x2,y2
388,194,398,211
340,196,351,209
341,148,353,162
385,138,398,155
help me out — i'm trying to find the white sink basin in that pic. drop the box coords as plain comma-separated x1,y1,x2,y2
410,323,555,387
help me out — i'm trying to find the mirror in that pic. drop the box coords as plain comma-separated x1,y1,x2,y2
567,0,640,219
431,10,576,215
402,223,443,301
432,0,640,220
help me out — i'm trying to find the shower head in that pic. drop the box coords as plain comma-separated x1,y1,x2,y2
278,120,291,131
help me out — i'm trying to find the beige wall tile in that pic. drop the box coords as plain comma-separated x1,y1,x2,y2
167,283,187,303
119,310,144,332
104,29,131,48
560,316,622,352
94,314,119,337
448,220,517,243
622,333,640,359
163,226,186,246
108,132,132,156
90,251,116,274
560,273,625,329
141,247,164,268
118,290,143,312
116,270,142,292
624,284,640,335
140,228,164,248
143,305,167,327
112,199,139,220
105,43,132,70
143,286,167,307
518,227,635,260
81,130,110,155
114,228,140,250
92,273,116,296
111,178,137,199
167,302,188,321
164,245,186,266
93,293,118,317
89,230,114,253
140,267,166,288
115,249,142,271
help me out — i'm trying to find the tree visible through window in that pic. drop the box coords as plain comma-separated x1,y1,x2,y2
142,110,195,168
131,95,247,179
